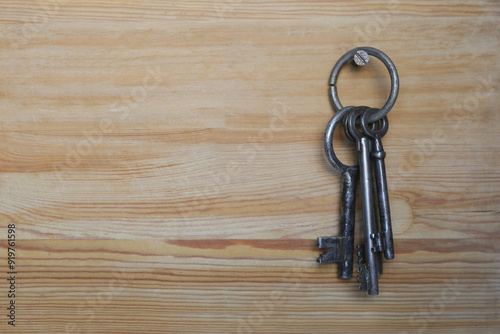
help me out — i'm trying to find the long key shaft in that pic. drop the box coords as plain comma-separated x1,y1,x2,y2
357,136,380,295
361,114,395,260
317,167,357,277
337,167,358,277
318,107,360,278
371,136,395,260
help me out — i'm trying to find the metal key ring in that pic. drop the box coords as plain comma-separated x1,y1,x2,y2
360,108,388,138
329,47,399,123
346,107,379,142
325,106,368,172
343,105,370,142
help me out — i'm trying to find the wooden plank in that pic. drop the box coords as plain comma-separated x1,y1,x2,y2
0,0,499,332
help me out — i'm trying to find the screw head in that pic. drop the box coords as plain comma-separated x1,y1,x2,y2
353,50,369,66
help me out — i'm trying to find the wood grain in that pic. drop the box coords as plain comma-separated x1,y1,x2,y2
0,0,499,333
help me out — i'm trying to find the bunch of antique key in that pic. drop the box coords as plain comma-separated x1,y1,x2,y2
316,47,399,295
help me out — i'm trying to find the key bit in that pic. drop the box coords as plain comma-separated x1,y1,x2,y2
371,232,390,253
356,265,369,291
357,244,366,265
317,249,341,264
357,265,379,295
317,236,342,264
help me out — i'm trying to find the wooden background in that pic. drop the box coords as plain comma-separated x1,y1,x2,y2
0,1,499,333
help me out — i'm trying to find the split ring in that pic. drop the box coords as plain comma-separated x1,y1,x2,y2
329,47,399,123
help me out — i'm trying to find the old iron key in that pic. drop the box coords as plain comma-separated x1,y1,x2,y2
361,110,395,260
347,108,382,295
343,109,384,278
318,106,362,279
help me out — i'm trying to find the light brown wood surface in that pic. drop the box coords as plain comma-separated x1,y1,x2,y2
0,1,499,333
